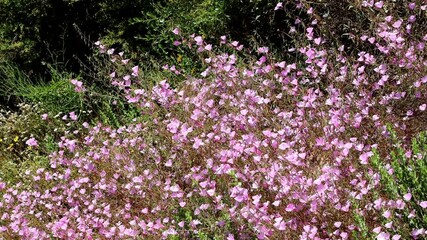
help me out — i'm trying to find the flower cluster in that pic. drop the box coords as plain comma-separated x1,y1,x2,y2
1,1,426,239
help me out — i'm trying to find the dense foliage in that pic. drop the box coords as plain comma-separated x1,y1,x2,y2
0,0,309,76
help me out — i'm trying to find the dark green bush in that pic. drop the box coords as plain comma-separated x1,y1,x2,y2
0,0,162,77
223,0,307,57
0,0,305,78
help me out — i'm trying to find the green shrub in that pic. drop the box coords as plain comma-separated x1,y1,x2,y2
0,61,142,126
0,104,66,184
371,129,427,238
0,0,305,77
0,62,84,114
0,0,162,76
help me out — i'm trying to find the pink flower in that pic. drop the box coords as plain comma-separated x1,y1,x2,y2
167,119,181,134
170,185,180,192
392,234,401,240
359,152,372,165
285,203,296,212
382,210,391,219
165,159,173,167
258,47,269,53
274,2,283,11
207,189,215,196
70,79,85,92
194,36,203,46
231,186,248,202
204,44,212,51
419,201,427,208
172,28,180,35
132,66,139,77
404,193,412,201
192,137,204,149
377,232,390,240
69,112,78,121
373,227,382,234
26,137,38,147
392,20,402,28
419,104,426,111
411,229,425,237
107,48,115,55
375,1,384,9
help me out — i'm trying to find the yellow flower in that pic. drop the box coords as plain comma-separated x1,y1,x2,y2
13,136,19,142
7,143,14,150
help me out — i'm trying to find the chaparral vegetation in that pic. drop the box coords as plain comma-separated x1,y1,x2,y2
0,0,426,239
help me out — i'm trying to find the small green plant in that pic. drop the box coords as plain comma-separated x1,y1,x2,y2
371,129,427,238
171,206,235,240
350,198,371,239
0,63,84,114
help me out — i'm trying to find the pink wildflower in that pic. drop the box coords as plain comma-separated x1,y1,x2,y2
172,28,180,35
419,201,427,208
26,137,38,147
375,1,384,9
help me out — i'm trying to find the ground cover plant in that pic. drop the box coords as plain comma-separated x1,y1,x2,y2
0,0,427,239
